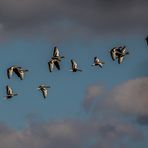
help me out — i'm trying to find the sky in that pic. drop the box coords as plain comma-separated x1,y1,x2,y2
0,0,148,147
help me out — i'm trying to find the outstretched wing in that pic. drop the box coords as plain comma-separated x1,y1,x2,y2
118,56,124,64
71,60,77,69
54,60,60,70
48,60,54,72
42,88,48,98
94,57,96,62
6,85,13,95
19,70,24,80
7,68,13,79
53,47,59,57
110,48,117,61
13,67,21,78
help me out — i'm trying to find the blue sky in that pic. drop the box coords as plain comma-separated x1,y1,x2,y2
0,0,148,148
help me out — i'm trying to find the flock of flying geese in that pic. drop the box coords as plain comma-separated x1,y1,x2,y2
5,45,130,99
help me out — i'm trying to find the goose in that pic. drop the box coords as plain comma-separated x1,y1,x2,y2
48,58,60,72
37,85,50,98
52,46,65,61
13,67,29,80
92,57,105,68
70,59,82,72
146,36,148,46
116,46,129,64
4,85,18,99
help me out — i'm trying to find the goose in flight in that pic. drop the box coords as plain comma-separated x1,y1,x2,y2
70,59,82,72
92,57,105,68
52,46,65,61
48,58,60,72
116,46,129,64
4,85,18,99
13,67,29,80
145,36,148,46
37,85,50,98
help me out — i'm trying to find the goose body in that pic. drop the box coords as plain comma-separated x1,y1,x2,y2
70,59,82,72
92,57,104,68
37,85,50,98
4,85,18,99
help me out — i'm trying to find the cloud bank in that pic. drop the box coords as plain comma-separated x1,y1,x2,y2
0,0,148,40
0,119,141,148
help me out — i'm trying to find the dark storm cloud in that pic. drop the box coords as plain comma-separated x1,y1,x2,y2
0,0,148,39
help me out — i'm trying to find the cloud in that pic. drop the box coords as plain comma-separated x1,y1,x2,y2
109,77,148,116
84,77,148,116
0,119,141,148
0,0,148,40
83,84,104,112
137,115,148,126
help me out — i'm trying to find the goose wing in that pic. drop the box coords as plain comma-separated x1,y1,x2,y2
71,60,77,69
13,67,21,78
54,60,60,70
53,47,60,57
42,88,48,98
120,46,126,55
19,70,24,80
6,85,13,95
7,68,13,79
98,63,103,68
94,57,98,63
110,47,117,61
48,60,54,72
118,56,124,64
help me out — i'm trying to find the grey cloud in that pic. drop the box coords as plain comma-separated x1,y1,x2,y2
83,77,148,117
137,115,148,126
109,77,148,116
0,119,141,148
0,0,148,40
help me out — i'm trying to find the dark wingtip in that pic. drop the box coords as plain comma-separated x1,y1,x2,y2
126,52,129,55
